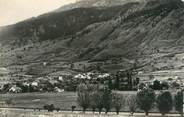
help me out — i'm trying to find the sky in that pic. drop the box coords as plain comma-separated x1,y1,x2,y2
1,0,184,26
0,0,76,26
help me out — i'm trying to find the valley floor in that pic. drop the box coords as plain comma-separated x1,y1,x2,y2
0,91,180,114
0,108,181,117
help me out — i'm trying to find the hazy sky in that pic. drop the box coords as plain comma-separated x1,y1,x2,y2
1,0,184,26
0,0,76,26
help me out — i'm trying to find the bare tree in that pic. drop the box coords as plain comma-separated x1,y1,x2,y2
112,92,125,115
103,86,112,114
126,95,137,115
89,85,98,113
77,83,90,113
96,85,105,114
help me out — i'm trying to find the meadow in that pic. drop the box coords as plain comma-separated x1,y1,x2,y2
0,92,77,110
0,91,179,113
0,109,180,117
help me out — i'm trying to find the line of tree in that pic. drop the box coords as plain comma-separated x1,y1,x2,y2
77,83,125,114
77,84,183,116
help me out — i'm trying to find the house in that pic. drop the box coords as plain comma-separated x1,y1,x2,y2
31,82,38,87
49,80,59,85
98,73,110,79
9,85,22,93
58,76,63,81
54,87,64,93
23,82,30,87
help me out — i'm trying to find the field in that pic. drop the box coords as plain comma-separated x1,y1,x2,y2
0,91,179,113
0,91,141,111
0,108,180,117
0,92,77,110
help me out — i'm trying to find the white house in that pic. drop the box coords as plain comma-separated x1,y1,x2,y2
54,87,64,93
31,82,38,87
9,85,22,93
58,76,63,81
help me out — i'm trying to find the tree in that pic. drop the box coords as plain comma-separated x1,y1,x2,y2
126,95,137,115
138,83,146,90
115,74,120,90
96,87,104,114
103,86,112,114
175,91,183,116
108,78,113,90
89,85,98,113
77,83,90,113
152,80,162,90
161,81,169,90
156,91,173,116
172,81,180,89
112,92,125,115
43,104,55,112
137,88,156,116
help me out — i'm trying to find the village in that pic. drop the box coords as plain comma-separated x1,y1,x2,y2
0,68,183,93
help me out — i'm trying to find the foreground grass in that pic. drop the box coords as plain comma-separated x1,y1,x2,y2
0,109,181,117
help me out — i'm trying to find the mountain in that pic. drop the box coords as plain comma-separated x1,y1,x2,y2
0,0,184,79
55,0,143,12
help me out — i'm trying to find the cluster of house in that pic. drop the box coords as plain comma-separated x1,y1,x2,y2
2,68,183,93
74,72,110,80
0,70,141,93
0,76,65,93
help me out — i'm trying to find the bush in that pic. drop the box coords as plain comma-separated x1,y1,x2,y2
71,106,76,112
126,95,137,115
6,99,13,105
112,92,125,115
156,91,173,116
175,90,183,116
43,104,55,112
137,88,156,116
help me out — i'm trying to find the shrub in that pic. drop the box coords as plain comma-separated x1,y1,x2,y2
137,88,156,116
55,108,60,112
43,104,55,112
71,106,76,112
175,90,183,116
156,91,173,116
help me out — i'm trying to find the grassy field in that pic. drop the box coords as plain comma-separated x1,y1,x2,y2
0,91,179,113
0,109,180,117
0,92,77,110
